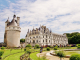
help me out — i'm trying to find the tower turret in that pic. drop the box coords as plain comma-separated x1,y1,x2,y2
4,14,21,47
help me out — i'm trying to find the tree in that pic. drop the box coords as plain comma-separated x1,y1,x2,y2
66,32,80,44
34,44,40,49
56,51,65,60
0,51,4,59
20,38,25,43
26,44,31,48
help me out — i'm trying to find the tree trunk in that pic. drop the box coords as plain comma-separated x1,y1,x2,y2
60,58,62,60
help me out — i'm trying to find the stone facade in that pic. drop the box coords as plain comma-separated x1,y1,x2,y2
4,14,21,47
25,25,68,47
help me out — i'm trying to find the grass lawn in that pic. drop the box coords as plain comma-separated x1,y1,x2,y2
30,52,39,60
4,52,25,60
65,51,80,55
57,47,77,50
2,49,24,59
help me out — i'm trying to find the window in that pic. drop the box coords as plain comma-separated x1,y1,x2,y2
46,35,47,38
33,40,35,43
46,39,47,42
30,40,31,43
33,37,35,38
30,37,31,39
43,36,44,38
43,40,44,42
36,40,38,43
49,40,50,43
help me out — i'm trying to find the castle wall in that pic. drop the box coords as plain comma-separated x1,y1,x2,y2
7,30,20,47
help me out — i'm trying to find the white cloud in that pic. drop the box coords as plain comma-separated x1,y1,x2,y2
0,0,80,42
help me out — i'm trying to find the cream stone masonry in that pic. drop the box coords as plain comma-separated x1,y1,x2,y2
4,14,21,47
25,25,68,47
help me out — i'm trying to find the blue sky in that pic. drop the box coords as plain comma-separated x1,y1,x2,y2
0,0,80,42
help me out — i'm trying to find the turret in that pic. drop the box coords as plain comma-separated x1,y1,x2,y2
4,14,21,47
17,17,20,26
5,17,10,27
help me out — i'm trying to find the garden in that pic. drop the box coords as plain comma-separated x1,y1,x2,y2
0,44,80,60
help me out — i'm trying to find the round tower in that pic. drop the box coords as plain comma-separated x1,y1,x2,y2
5,14,21,47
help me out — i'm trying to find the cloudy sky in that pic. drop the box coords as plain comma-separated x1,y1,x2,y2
0,0,80,42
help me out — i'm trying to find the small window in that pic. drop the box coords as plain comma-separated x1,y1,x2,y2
49,40,50,43
33,40,35,43
46,35,47,38
36,40,38,43
43,36,44,38
43,40,44,42
30,37,31,39
46,39,47,42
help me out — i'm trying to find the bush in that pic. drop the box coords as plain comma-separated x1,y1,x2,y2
54,47,57,50
1,47,5,50
46,47,50,51
56,51,65,60
70,54,80,60
0,51,4,59
24,48,26,51
34,44,40,49
26,44,31,48
77,44,80,49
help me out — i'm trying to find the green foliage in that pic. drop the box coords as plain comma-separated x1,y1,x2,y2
56,51,65,60
54,47,57,50
77,44,80,49
24,48,26,51
1,47,5,50
66,32,80,44
0,51,4,59
20,38,25,43
26,44,31,48
46,47,50,51
34,44,40,49
70,54,80,60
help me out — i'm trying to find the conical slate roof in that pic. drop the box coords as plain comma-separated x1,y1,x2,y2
9,19,17,26
5,17,10,23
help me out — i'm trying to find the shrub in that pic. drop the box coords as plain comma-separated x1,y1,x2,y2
70,54,80,60
0,51,4,59
26,44,31,48
54,47,57,50
77,44,80,49
56,51,65,60
46,47,50,51
24,48,26,51
34,44,40,49
1,47,5,50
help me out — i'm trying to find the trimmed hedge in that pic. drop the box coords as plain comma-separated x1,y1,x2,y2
26,44,31,48
34,44,40,49
70,54,80,60
1,47,5,50
54,47,57,50
77,44,80,49
46,47,50,51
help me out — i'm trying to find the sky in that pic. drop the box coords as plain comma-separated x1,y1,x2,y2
0,0,80,42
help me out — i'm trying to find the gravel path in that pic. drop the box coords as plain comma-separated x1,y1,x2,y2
37,51,69,60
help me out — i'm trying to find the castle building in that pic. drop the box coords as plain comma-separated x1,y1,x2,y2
4,14,21,47
25,25,68,47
